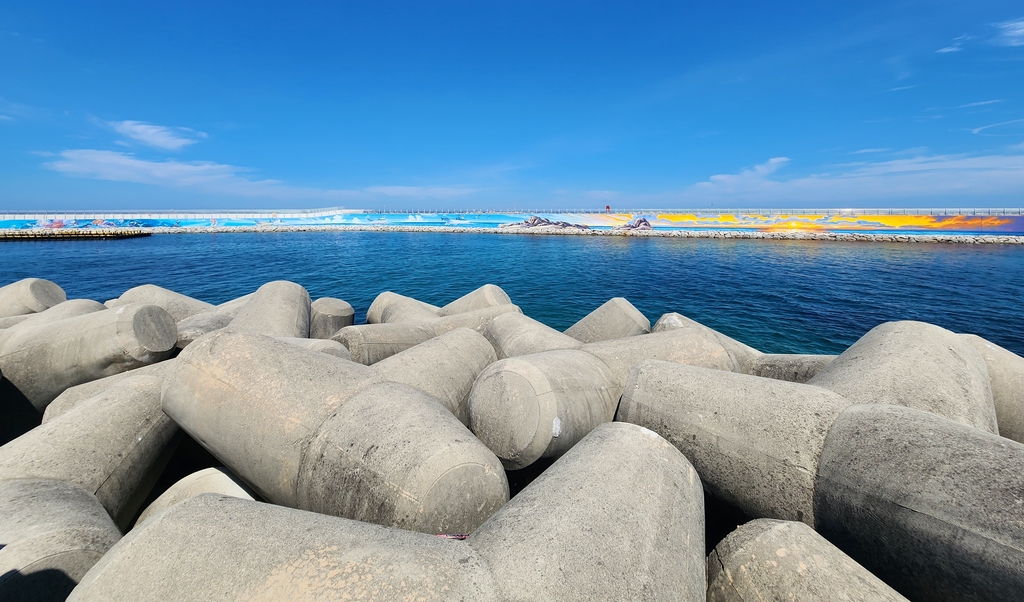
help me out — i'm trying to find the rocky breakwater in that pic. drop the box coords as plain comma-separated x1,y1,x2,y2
0,276,1022,601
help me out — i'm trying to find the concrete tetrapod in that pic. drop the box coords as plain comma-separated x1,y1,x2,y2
174,312,232,349
483,311,582,359
162,329,507,534
68,423,706,602
115,284,214,323
564,297,650,343
365,291,440,324
276,336,353,360
42,360,176,423
436,284,512,317
0,278,66,318
651,311,763,374
309,297,354,339
0,304,177,412
134,467,255,527
807,321,998,433
615,360,851,525
749,353,838,384
707,519,908,602
961,333,1024,443
334,304,522,365
0,479,121,602
0,375,180,529
212,292,254,318
228,280,310,338
469,325,756,470
0,299,107,349
814,404,1024,602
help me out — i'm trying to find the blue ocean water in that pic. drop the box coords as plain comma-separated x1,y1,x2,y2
2,231,1022,356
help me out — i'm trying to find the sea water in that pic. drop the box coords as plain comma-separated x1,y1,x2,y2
2,231,1022,356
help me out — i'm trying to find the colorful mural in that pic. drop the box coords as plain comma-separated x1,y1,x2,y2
0,211,1022,234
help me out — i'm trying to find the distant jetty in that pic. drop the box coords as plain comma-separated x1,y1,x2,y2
0,228,150,241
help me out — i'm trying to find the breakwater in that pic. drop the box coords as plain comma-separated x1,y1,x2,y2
1,278,1023,601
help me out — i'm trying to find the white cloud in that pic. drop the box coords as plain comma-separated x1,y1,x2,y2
971,119,1024,135
364,185,478,199
850,148,890,154
668,153,1024,205
0,115,13,122
108,120,207,150
959,100,1004,108
936,45,962,53
994,18,1024,47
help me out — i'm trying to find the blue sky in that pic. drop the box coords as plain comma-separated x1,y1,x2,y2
2,1,1023,211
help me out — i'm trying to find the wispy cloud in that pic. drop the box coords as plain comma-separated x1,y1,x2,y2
959,99,1004,108
850,148,891,155
994,18,1024,47
108,120,207,151
936,45,962,53
42,149,477,202
971,119,1024,135
667,152,1024,205
888,85,916,92
0,115,13,122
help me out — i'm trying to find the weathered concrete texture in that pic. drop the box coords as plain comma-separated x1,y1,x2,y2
212,292,254,318
814,403,1024,602
961,333,1024,443
116,284,214,323
335,304,522,365
469,349,620,470
469,325,755,470
333,322,436,364
370,328,496,425
0,375,179,529
162,330,508,533
134,467,255,527
174,312,232,349
69,423,705,602
648,311,763,374
309,297,354,339
436,284,512,317
297,382,508,534
0,299,107,349
707,519,908,602
483,312,581,359
366,291,440,324
276,336,353,360
102,299,125,309
0,313,32,329
750,353,837,384
808,321,998,433
616,360,851,525
0,479,121,602
0,278,66,318
42,360,176,423
228,280,310,338
0,304,177,412
564,297,650,343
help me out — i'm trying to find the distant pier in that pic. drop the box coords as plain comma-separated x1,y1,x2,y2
0,229,151,241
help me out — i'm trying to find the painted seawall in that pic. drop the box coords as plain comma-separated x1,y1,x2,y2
2,207,1024,234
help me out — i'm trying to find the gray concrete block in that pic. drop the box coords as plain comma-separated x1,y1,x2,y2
117,284,214,323
616,360,851,525
366,291,440,324
469,349,620,469
808,321,998,433
0,299,107,349
212,292,254,318
750,353,837,383
436,284,512,317
430,303,522,335
483,312,582,359
297,382,508,534
102,298,125,309
68,423,705,602
162,330,508,533
0,304,177,412
707,519,908,602
174,312,232,349
0,278,66,318
42,360,176,423
370,328,496,425
648,311,763,374
0,479,121,602
134,467,255,528
0,375,180,529
564,297,650,343
309,297,354,339
961,334,1024,444
333,322,436,365
228,281,311,338
815,403,1024,602
276,336,353,360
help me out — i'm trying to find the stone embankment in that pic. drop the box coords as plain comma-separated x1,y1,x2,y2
1,277,1023,601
